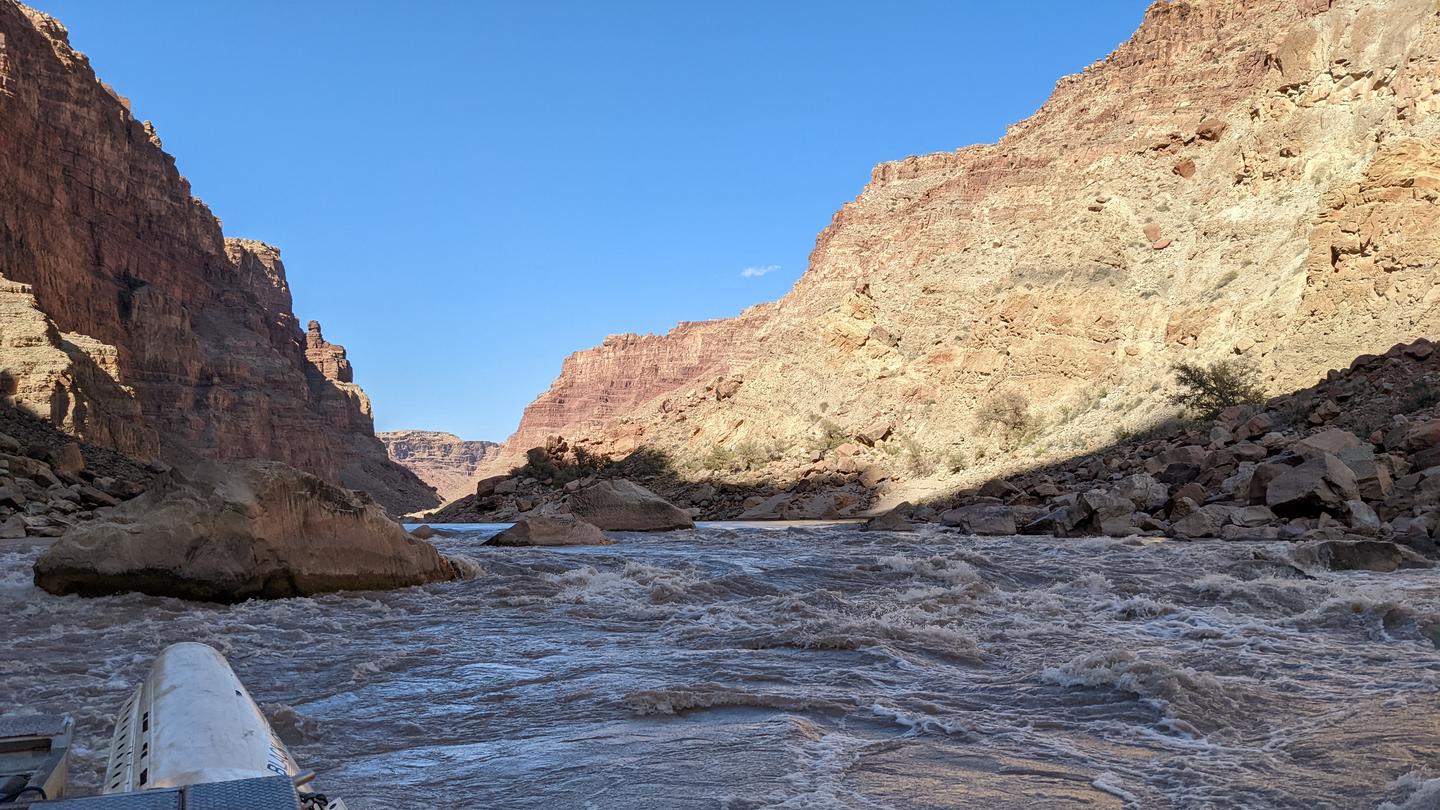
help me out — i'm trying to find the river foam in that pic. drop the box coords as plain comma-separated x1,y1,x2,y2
3,525,1439,808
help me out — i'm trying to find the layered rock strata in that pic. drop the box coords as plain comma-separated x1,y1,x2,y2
379,430,500,503
495,0,1440,501
0,4,434,514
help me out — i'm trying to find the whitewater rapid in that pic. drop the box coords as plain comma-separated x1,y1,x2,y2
3,524,1440,809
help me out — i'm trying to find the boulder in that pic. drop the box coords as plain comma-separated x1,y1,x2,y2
976,479,1023,500
568,479,694,531
1099,516,1142,537
0,486,24,509
1246,463,1291,505
1232,505,1278,528
862,502,917,532
738,493,791,520
854,419,894,447
1231,442,1269,462
1238,413,1274,440
1294,429,1365,459
1344,500,1381,533
32,461,459,602
485,516,612,547
0,514,25,540
1171,504,1236,539
1112,473,1169,512
1265,454,1360,517
1403,420,1440,452
1022,506,1080,536
1156,463,1202,485
475,474,511,498
1078,489,1136,525
941,503,1016,535
54,442,85,478
1293,539,1428,573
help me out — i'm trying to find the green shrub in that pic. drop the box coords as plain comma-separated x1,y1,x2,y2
1167,359,1265,418
944,449,969,474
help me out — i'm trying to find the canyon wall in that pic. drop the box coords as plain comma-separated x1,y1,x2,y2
496,0,1440,492
0,3,436,514
379,431,500,503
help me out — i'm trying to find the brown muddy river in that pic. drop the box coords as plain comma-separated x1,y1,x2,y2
3,523,1440,808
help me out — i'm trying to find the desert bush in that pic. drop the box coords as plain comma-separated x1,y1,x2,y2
893,435,935,477
806,418,849,456
701,444,740,473
1167,359,1265,418
944,449,969,474
733,440,767,471
975,391,1034,443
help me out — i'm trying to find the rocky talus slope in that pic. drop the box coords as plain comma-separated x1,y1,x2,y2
492,0,1440,503
379,430,500,503
0,3,435,514
0,404,154,541
888,337,1440,568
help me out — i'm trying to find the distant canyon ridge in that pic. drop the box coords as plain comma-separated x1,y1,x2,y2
458,0,1440,502
378,432,500,503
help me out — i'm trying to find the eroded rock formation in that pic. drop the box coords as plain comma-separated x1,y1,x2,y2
494,0,1440,502
378,430,500,503
33,459,459,602
0,3,435,514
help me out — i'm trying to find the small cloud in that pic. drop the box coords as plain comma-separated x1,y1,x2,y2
740,264,780,278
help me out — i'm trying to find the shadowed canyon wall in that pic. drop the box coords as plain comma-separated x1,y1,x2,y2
0,2,436,513
490,0,1440,491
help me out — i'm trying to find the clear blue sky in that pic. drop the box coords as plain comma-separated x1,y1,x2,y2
31,1,1148,441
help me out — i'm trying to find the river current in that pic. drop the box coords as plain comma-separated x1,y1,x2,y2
3,523,1440,809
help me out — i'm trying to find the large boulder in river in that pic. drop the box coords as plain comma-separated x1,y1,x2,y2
485,516,613,547
1292,539,1429,573
33,460,459,602
567,479,695,531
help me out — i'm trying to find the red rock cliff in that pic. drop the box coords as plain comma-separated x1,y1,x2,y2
379,431,500,503
496,0,1440,490
0,3,436,513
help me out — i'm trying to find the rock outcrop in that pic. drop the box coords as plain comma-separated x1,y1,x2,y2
379,430,500,504
0,4,435,514
33,460,458,602
490,0,1440,504
482,317,770,474
567,479,695,531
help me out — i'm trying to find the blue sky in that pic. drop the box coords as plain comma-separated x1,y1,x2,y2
31,1,1148,441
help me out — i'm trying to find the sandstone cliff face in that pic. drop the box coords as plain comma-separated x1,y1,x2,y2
378,430,499,503
485,310,773,474
0,3,436,513
499,0,1440,493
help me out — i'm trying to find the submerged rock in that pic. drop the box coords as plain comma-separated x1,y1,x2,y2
568,479,695,531
33,460,459,602
485,516,612,547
